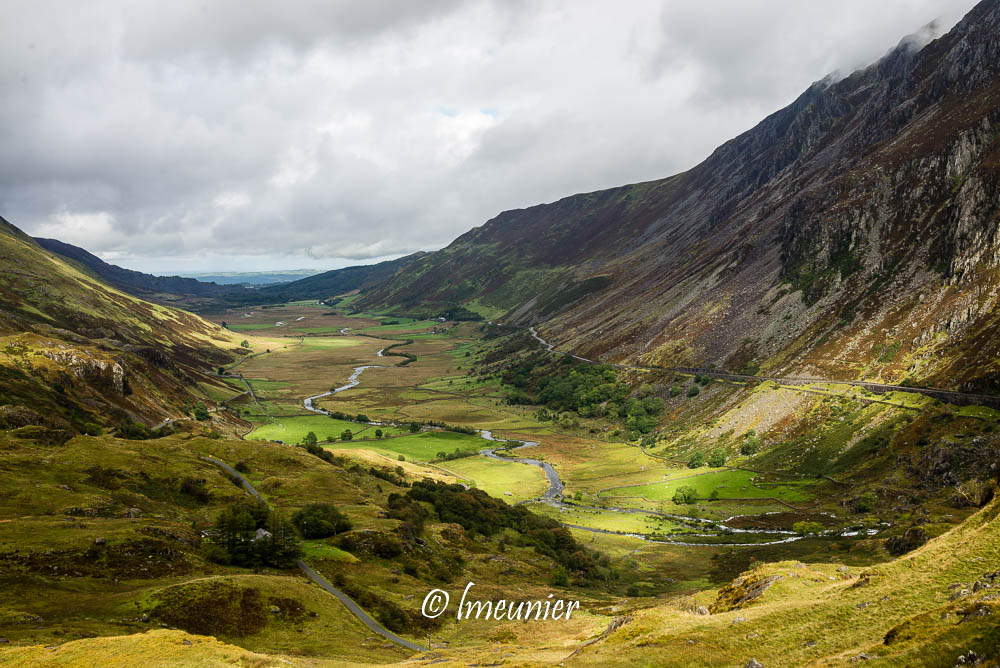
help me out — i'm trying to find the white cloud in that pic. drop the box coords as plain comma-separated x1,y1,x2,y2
0,0,980,273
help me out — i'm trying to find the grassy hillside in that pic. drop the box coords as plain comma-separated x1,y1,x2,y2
0,216,247,430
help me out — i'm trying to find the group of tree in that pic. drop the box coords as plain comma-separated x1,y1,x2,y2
395,480,612,581
291,503,352,538
207,499,302,568
687,449,727,468
501,353,664,434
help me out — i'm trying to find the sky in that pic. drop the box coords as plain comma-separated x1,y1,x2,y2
0,0,979,275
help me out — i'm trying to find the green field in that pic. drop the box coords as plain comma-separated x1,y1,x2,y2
602,468,814,503
249,415,407,443
442,454,549,503
327,429,484,461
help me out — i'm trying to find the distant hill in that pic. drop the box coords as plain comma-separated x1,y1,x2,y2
179,270,320,285
35,236,421,310
34,237,246,299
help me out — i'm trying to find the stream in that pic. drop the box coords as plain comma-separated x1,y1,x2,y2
298,353,835,547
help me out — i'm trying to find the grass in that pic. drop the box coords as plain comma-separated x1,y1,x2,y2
441,455,549,503
601,469,814,503
249,414,407,443
325,429,484,461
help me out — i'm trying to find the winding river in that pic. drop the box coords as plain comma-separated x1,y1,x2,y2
298,350,834,547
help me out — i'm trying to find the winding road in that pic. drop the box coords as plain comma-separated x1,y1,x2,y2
201,455,427,654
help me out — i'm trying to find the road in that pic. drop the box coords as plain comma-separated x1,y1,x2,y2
528,327,1000,409
200,456,428,653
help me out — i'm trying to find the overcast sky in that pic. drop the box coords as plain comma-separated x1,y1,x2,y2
0,0,978,274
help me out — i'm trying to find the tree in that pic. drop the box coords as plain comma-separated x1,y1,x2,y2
256,514,303,568
686,385,701,397
672,486,698,504
220,321,228,328
291,503,352,538
217,367,225,375
409,422,421,433
708,450,726,468
340,429,353,441
688,452,704,468
240,340,250,349
375,429,383,439
355,414,370,423
303,431,318,445
551,566,569,587
670,387,681,397
741,430,761,455
214,505,257,566
193,402,210,421
709,490,720,501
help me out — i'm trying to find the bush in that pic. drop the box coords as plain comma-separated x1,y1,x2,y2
409,422,421,433
686,385,701,397
741,430,760,455
340,429,353,441
854,491,876,513
551,567,569,587
672,486,698,504
292,503,352,538
708,450,726,467
688,452,704,468
193,402,210,421
375,429,383,439
670,386,681,397
792,521,825,536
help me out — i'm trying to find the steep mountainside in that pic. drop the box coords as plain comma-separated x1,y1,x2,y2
1,217,244,430
355,0,1000,394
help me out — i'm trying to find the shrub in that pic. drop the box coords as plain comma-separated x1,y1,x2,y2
854,491,876,513
688,452,704,468
708,450,726,467
340,429,353,441
292,503,352,538
672,486,698,504
687,385,701,397
792,521,825,536
741,430,760,455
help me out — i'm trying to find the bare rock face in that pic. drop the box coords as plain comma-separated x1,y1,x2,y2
43,350,127,395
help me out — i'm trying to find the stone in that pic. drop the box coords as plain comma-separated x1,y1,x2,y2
182,640,192,646
140,613,149,622
94,537,106,545
743,659,765,668
695,605,709,615
269,605,281,614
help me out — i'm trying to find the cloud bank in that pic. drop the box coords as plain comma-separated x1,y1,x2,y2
0,0,977,273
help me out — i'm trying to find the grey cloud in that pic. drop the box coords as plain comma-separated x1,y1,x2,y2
0,0,980,273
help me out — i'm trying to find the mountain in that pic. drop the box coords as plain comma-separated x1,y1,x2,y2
347,1,1000,395
1,218,244,431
